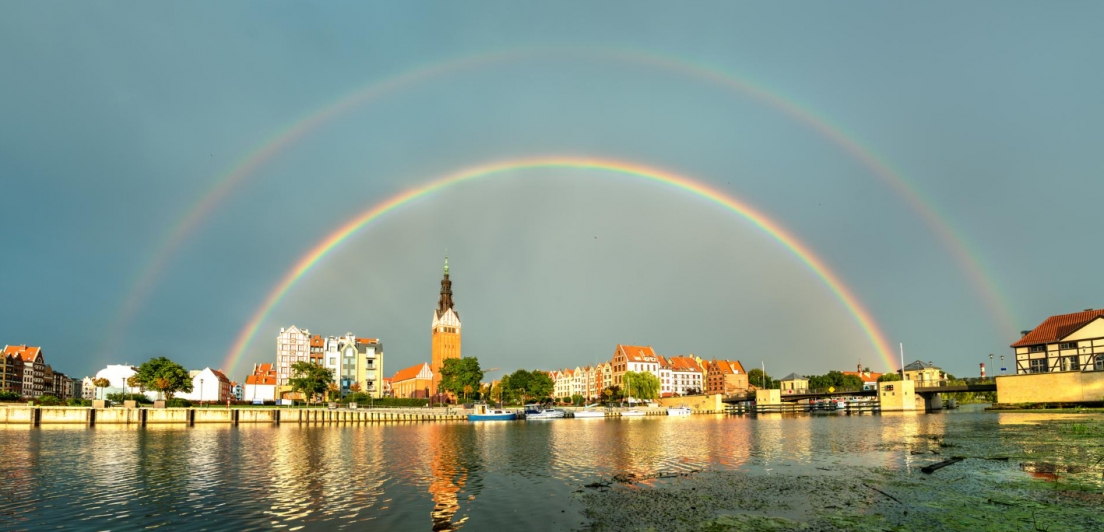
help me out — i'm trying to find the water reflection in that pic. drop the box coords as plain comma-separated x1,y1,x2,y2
1,410,1092,531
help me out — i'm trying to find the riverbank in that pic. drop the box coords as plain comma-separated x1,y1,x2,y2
575,414,1104,531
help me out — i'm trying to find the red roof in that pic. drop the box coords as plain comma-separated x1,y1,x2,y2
709,359,746,375
1012,309,1104,347
842,371,883,382
356,338,380,345
667,356,702,373
210,369,231,383
3,345,42,363
392,363,431,383
245,374,276,385
310,335,325,347
616,344,659,363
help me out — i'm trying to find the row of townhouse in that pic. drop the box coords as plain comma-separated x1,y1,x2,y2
273,326,386,399
548,344,749,402
83,364,235,402
2,345,77,399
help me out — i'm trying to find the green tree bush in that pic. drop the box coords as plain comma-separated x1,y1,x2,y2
877,373,902,383
0,390,21,402
134,357,193,399
622,371,660,401
289,361,334,404
166,398,192,408
439,357,483,402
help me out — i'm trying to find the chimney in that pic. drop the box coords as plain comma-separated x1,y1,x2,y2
1020,330,1030,337
980,363,986,379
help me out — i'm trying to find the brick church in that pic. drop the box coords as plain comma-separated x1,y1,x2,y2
431,257,462,398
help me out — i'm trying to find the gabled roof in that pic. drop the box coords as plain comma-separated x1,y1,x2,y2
667,356,702,373
392,363,432,383
310,335,325,347
3,345,42,363
903,360,938,371
1012,309,1104,347
209,369,231,383
708,359,746,375
245,374,276,386
780,373,806,381
842,371,883,382
616,344,659,363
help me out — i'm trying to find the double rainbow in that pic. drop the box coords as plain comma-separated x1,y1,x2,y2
221,157,896,375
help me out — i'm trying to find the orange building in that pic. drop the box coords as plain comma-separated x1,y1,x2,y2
431,257,461,397
392,363,433,399
705,359,749,395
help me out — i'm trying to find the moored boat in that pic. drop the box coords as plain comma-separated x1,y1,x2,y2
620,409,646,417
574,404,607,418
469,403,517,421
666,405,692,416
524,404,566,419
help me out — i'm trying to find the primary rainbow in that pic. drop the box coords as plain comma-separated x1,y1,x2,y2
222,157,896,376
104,47,1016,362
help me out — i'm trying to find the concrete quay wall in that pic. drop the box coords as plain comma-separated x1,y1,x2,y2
0,406,468,426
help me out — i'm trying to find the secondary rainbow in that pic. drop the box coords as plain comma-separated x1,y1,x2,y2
222,157,896,376
104,47,1015,362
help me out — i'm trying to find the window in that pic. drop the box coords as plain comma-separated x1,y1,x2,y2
1059,342,1078,350
1096,356,1104,371
1029,358,1048,373
1061,356,1081,372
1028,345,1046,353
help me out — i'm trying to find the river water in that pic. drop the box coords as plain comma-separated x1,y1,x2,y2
2,407,1102,531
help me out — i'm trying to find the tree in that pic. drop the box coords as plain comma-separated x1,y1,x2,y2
502,369,554,404
877,373,901,383
92,377,111,400
747,369,778,389
135,357,193,400
570,394,584,406
327,382,340,401
289,361,333,404
622,371,660,402
439,357,484,402
527,370,554,402
602,386,622,403
349,382,361,393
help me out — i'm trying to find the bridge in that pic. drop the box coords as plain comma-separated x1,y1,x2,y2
721,381,997,411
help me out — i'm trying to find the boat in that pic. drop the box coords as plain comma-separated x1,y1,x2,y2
666,405,692,416
620,409,646,417
574,404,607,418
468,403,517,421
524,404,566,419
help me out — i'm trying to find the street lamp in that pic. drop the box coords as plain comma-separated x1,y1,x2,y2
1000,355,1005,375
200,378,204,406
989,354,994,381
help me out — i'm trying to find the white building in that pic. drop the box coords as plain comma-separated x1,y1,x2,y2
276,325,312,386
244,363,277,403
80,377,96,400
93,364,141,398
175,368,232,402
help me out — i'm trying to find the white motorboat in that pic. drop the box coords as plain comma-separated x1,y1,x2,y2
666,406,692,416
524,404,566,419
574,404,606,418
620,409,646,417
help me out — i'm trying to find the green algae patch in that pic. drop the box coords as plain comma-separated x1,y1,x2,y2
577,414,1104,531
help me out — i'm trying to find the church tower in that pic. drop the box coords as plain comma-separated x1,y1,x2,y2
431,256,462,397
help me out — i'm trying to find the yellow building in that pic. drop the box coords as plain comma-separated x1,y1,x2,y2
1011,308,1104,374
392,363,433,399
354,338,385,398
902,360,943,385
431,257,461,397
779,373,808,393
996,308,1104,405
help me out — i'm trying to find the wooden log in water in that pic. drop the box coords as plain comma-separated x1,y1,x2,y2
921,457,965,474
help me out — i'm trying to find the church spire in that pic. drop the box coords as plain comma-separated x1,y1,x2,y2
437,255,454,316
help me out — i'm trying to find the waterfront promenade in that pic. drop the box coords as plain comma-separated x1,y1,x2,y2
0,405,683,426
